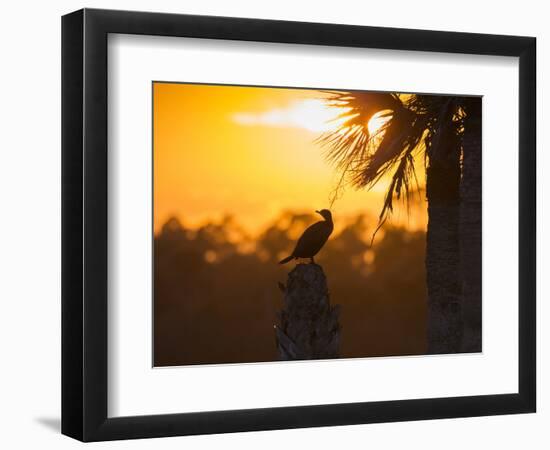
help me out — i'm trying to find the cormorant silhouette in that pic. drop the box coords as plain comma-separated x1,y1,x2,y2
279,209,333,264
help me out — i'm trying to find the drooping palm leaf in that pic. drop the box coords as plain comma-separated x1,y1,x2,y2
356,106,422,186
318,91,425,221
320,90,401,141
319,91,463,229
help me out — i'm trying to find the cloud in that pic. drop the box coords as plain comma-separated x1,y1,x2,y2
232,99,347,133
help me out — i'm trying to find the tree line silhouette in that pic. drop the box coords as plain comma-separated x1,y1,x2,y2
154,211,426,366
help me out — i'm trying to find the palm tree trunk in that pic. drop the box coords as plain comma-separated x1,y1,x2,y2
459,99,482,352
426,137,463,354
276,264,340,360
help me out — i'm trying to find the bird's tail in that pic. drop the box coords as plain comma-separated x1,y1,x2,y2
278,255,294,265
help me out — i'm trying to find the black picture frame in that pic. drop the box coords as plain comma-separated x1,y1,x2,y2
62,8,536,442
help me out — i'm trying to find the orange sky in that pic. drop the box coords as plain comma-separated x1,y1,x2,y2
153,82,426,235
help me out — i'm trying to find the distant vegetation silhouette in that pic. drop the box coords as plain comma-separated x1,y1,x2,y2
154,211,426,366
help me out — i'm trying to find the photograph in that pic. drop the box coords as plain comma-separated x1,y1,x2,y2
152,82,482,367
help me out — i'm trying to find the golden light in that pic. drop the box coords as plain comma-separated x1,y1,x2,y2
154,83,427,236
234,99,391,138
233,99,351,133
367,111,391,136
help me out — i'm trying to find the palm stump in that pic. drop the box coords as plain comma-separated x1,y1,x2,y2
276,264,340,360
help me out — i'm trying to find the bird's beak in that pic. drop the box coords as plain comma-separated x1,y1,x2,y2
315,210,321,215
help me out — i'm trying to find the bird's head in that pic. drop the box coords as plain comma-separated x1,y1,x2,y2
315,209,333,222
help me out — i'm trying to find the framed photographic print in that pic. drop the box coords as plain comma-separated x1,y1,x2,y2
61,8,536,441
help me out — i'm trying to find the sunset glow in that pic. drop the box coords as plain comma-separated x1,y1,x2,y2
153,83,426,235
233,99,351,133
368,111,392,136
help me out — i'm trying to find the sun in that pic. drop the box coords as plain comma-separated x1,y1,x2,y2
367,111,391,136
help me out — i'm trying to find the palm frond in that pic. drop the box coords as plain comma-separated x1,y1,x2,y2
317,92,404,179
318,91,465,243
355,107,423,187
322,91,401,133
379,148,419,221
